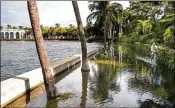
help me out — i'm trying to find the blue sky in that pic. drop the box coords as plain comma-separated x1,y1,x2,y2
1,1,129,27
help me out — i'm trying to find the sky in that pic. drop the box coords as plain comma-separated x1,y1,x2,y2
1,1,129,28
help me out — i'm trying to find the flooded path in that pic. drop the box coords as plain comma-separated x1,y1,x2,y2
25,43,175,107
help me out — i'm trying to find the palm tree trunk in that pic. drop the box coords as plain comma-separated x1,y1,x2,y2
72,1,90,71
111,27,115,47
27,1,57,99
104,13,107,54
108,23,113,49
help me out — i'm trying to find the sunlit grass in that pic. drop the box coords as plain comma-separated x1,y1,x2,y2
56,93,72,100
46,93,73,108
89,59,126,67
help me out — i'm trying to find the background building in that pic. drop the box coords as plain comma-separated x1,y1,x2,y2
0,29,32,39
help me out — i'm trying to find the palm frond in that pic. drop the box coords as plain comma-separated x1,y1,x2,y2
88,3,99,12
86,11,101,23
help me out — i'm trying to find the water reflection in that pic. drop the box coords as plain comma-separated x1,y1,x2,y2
150,56,162,86
138,99,169,108
89,52,122,106
26,43,175,107
89,56,109,104
80,72,89,107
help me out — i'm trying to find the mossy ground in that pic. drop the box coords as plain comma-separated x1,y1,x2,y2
46,93,73,108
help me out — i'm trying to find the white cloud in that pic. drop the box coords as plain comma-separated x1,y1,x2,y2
36,1,90,27
1,1,30,27
1,1,129,28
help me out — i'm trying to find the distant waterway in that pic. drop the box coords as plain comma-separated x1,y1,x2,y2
1,40,102,81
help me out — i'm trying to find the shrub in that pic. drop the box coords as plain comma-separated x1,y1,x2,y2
163,26,175,48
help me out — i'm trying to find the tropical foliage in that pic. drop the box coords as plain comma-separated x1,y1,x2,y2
120,1,175,49
40,24,79,40
86,1,123,50
86,1,175,50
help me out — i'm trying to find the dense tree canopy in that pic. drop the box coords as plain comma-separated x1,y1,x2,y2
86,1,175,50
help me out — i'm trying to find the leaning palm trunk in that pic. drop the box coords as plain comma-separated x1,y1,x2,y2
72,1,90,71
27,1,57,99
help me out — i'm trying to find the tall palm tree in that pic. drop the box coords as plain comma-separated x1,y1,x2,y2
72,1,90,71
87,1,109,52
87,1,123,52
27,1,57,99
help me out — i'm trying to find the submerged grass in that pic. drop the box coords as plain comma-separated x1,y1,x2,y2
46,93,73,108
89,59,126,67
56,93,72,100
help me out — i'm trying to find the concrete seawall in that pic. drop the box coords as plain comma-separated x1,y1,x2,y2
1,48,103,107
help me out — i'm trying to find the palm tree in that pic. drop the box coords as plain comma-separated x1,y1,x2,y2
55,23,60,28
48,27,56,38
54,23,61,38
7,24,12,29
87,1,109,52
18,26,24,29
72,1,90,71
27,1,57,99
87,1,123,52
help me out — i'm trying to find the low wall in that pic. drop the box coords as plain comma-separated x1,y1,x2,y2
1,47,103,107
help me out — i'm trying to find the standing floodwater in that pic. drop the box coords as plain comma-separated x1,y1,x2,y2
1,41,102,81
26,43,175,107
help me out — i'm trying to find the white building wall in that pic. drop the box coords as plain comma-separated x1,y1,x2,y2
1,29,26,39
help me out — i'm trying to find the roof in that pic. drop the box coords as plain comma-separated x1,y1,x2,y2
1,29,25,32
